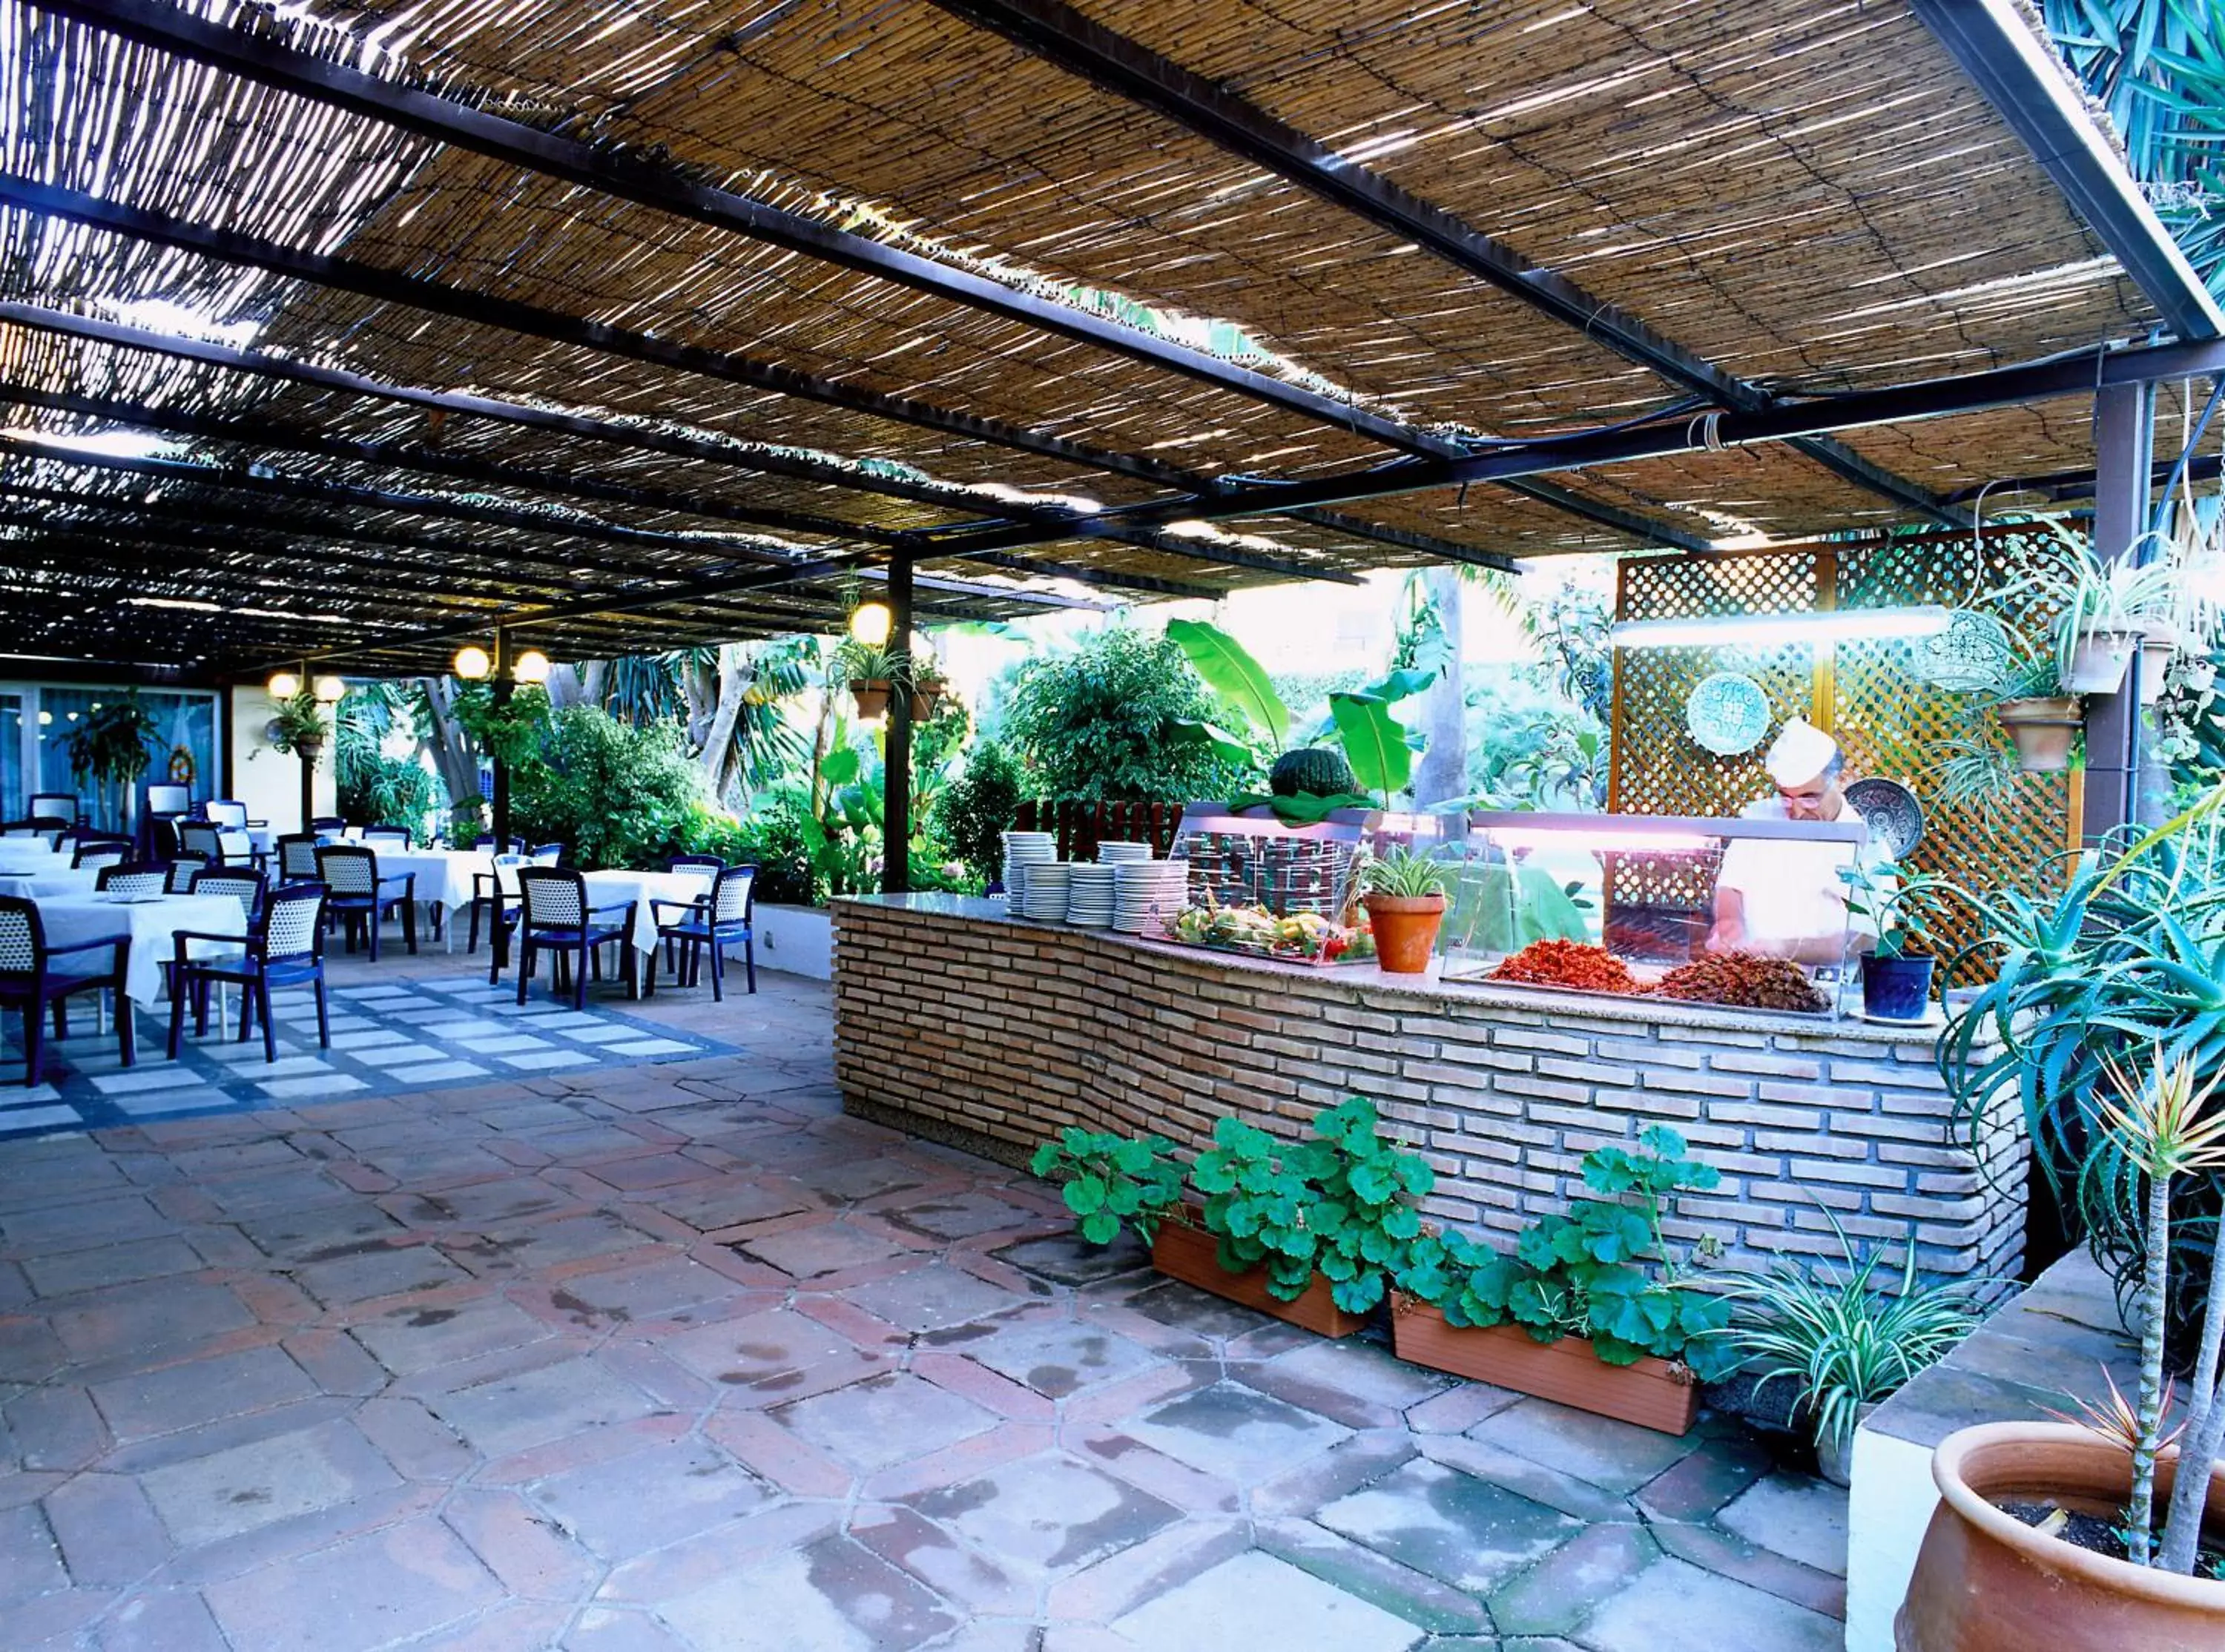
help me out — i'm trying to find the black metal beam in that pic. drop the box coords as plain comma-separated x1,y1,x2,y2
1911,0,2224,343
0,513,547,604
946,550,1222,602
0,382,903,549
0,481,613,596
926,0,1967,529
0,433,795,576
1945,451,2225,505
36,0,1460,457
0,532,477,618
0,185,1539,574
920,331,2225,550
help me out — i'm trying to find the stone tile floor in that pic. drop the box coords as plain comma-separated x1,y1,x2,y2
0,955,1848,1651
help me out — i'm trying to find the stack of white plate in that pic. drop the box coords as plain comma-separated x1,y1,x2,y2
1021,860,1073,922
1096,840,1153,865
1066,864,1118,926
1113,860,1192,935
1001,830,1056,913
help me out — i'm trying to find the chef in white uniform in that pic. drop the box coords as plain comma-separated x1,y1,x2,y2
1707,718,1880,965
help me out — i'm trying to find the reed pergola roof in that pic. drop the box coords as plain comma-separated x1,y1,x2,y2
0,0,2215,676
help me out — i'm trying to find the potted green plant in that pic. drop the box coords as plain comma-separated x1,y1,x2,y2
266,689,329,761
1713,1210,1988,1484
837,640,909,721
1985,521,2183,698
1839,859,1956,1022
909,658,947,724
1032,1097,1434,1338
1360,845,1451,974
1983,642,2083,773
1389,1127,1736,1434
65,690,159,827
1899,1052,2225,1648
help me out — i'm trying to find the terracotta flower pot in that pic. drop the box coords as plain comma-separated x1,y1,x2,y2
1995,697,2083,773
1390,1299,1698,1434
1363,893,1446,974
2140,619,2180,705
849,678,892,720
1150,1220,1365,1338
909,687,944,722
1896,1422,2225,1651
2063,627,2143,695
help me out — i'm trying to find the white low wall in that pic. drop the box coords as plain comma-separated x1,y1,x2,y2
750,902,832,979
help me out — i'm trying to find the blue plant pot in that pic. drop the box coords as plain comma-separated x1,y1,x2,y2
1860,953,1936,1022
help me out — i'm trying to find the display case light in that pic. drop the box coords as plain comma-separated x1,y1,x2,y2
1610,607,1951,650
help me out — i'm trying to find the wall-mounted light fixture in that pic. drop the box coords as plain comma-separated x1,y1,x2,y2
452,644,492,681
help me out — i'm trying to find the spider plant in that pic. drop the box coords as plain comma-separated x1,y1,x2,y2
1923,727,2023,828
1985,518,2181,681
1360,843,1451,900
1713,1209,1989,1460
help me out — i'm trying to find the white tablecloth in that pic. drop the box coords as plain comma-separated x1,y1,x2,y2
0,868,99,901
0,845,70,876
34,893,248,1005
366,850,489,913
580,870,711,955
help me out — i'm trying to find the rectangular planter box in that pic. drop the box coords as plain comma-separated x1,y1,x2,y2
1150,1220,1365,1339
1391,1300,1698,1435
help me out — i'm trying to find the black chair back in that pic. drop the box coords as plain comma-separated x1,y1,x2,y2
179,824,223,862
166,851,209,893
145,782,191,819
316,845,382,897
711,864,757,924
473,835,527,855
528,843,564,865
670,854,724,878
262,882,329,964
0,896,40,979
516,867,589,929
277,833,323,882
311,816,346,833
195,867,266,921
73,839,132,873
204,800,249,830
27,793,77,825
96,862,169,899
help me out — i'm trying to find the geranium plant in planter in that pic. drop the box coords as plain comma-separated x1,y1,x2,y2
1899,1052,2225,1649
1390,1127,1736,1433
1360,844,1451,974
1031,1097,1434,1339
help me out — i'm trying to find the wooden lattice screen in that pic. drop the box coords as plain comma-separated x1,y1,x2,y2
1608,529,2082,972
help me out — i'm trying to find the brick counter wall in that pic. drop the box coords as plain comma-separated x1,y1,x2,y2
832,896,2025,1290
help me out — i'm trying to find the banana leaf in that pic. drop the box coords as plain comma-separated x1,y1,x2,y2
1166,618,1289,748
1329,691,1414,800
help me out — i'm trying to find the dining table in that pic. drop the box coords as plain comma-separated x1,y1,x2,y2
0,866,100,901
579,868,716,960
33,891,250,1005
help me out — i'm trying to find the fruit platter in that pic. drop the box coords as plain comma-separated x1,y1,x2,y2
1163,899,1375,965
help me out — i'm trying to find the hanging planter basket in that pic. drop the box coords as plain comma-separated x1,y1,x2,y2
2139,619,2180,705
1995,697,2083,773
848,678,893,720
2063,627,2143,696
909,683,946,722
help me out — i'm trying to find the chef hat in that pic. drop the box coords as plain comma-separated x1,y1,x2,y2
1764,718,1839,787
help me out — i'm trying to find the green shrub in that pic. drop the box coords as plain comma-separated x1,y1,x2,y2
1001,627,1241,802
337,753,438,835
508,706,708,869
932,739,1024,888
734,790,820,906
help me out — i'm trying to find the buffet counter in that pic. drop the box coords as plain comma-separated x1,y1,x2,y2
831,894,2024,1291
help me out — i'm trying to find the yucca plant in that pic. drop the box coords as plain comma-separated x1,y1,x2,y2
1713,1211,1989,1461
2071,1052,2225,1570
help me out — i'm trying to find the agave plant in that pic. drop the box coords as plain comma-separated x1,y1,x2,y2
1942,785,2225,1366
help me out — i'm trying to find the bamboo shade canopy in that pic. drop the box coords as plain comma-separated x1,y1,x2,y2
0,0,2201,675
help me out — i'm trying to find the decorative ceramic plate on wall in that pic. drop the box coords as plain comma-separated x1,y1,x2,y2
1914,609,2014,693
1684,673,1771,756
1845,776,1925,859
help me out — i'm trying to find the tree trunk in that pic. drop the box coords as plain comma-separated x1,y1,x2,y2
1412,566,1468,807
696,644,750,807
546,661,607,713
417,678,481,811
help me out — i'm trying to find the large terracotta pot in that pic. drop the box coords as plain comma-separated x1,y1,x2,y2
1896,1422,2225,1651
1363,893,1446,974
1996,697,2082,773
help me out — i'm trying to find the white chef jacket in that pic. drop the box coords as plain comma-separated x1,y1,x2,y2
1713,797,1883,949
